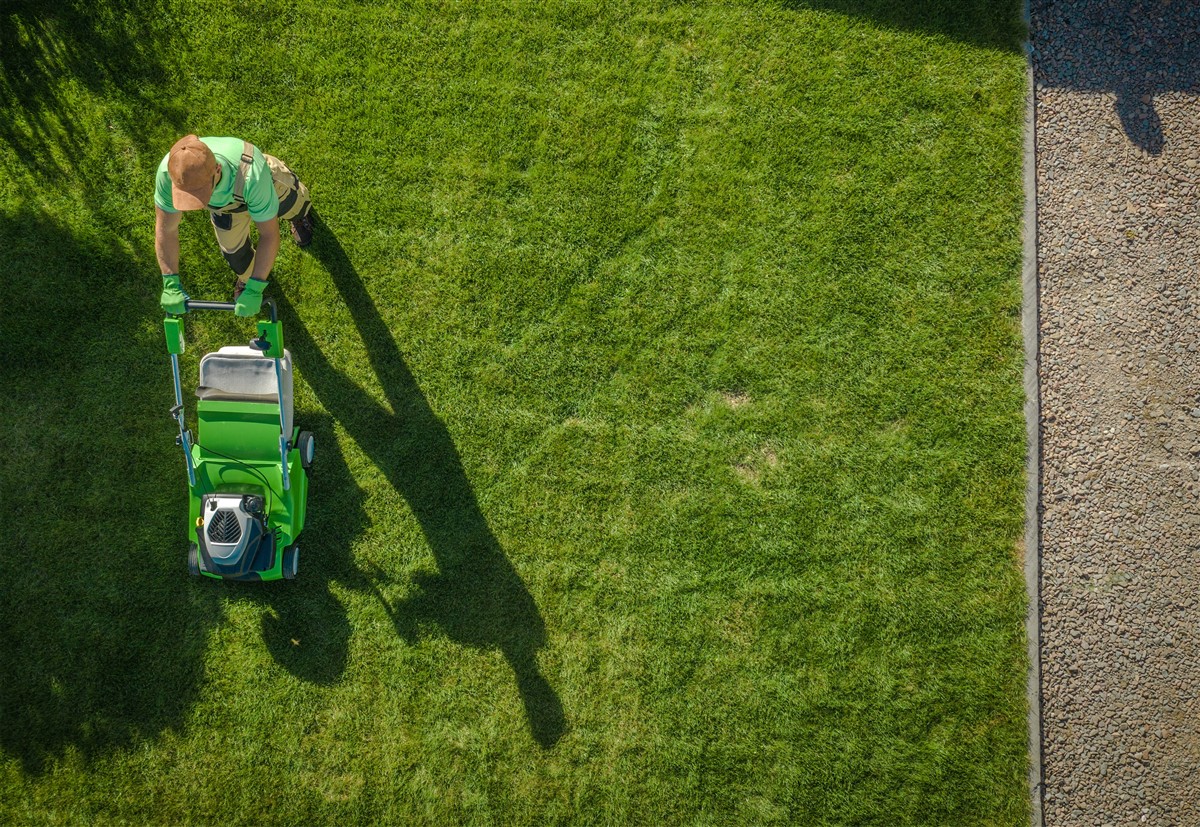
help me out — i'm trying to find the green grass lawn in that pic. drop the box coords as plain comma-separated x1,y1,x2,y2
0,1,1028,823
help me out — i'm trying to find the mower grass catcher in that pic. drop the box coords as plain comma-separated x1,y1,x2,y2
164,299,313,582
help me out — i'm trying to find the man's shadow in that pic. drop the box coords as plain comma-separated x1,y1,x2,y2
273,219,565,748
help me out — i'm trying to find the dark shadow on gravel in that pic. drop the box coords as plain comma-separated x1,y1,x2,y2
782,0,1026,53
1031,0,1200,154
0,208,221,774
273,221,566,749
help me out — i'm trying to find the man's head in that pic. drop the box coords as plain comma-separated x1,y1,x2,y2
167,135,219,211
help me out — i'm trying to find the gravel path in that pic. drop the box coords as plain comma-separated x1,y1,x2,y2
1031,1,1200,824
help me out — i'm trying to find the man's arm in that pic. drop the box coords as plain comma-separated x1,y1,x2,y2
250,220,280,281
155,206,182,274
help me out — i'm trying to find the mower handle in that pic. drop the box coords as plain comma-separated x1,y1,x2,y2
184,298,277,322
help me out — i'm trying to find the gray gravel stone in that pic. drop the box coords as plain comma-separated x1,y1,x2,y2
1032,1,1200,824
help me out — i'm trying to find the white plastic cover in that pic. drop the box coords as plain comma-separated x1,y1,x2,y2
198,346,294,436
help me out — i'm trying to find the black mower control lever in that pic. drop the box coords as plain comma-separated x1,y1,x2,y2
184,299,278,322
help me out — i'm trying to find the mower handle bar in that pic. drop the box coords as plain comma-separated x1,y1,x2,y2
184,298,277,322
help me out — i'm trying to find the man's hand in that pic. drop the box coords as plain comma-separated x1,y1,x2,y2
235,277,267,317
160,274,189,315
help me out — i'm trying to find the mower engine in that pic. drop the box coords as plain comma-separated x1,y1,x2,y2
196,493,274,578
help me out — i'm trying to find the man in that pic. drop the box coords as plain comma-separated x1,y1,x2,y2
155,134,315,317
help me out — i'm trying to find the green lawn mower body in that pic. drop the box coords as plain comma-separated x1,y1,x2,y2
164,300,312,582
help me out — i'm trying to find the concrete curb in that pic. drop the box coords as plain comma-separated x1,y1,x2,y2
1022,14,1045,827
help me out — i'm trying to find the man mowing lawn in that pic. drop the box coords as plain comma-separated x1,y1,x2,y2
155,134,315,316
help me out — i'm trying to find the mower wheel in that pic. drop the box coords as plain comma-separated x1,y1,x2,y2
297,431,315,470
283,544,299,580
187,543,200,577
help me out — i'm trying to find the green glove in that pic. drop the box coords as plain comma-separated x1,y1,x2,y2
235,277,268,317
160,274,189,315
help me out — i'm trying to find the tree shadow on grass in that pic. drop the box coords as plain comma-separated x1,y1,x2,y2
781,0,1026,54
0,208,221,773
272,221,566,749
0,0,182,183
784,1,1199,155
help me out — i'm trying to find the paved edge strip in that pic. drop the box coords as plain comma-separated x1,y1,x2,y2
1021,12,1045,827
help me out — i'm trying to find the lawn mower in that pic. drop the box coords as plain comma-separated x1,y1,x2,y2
164,299,313,581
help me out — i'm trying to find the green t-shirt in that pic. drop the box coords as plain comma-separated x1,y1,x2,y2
154,137,279,222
